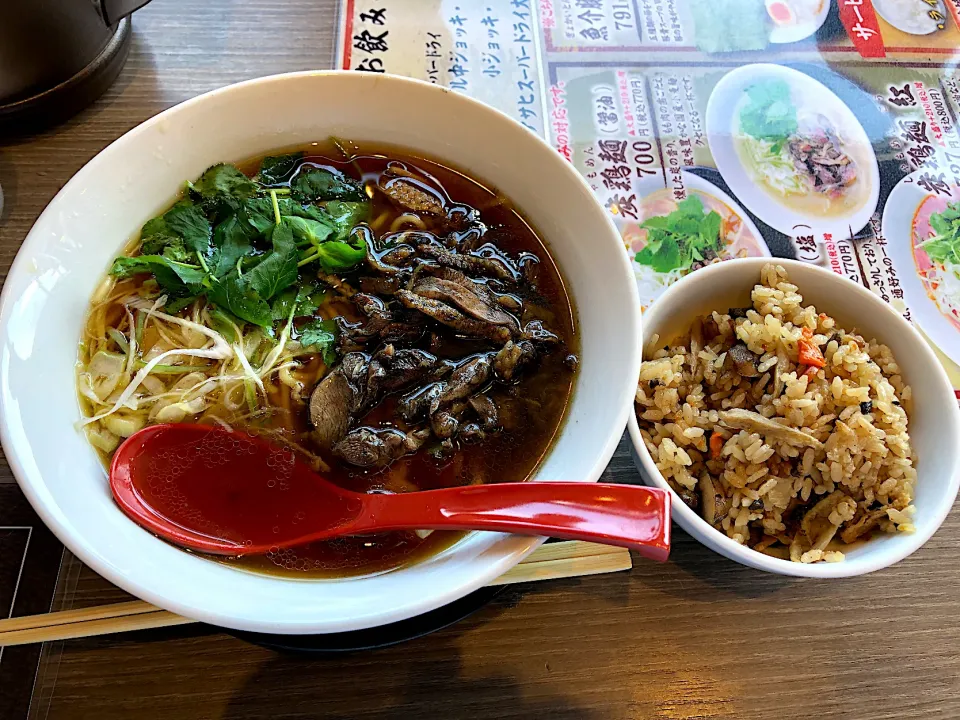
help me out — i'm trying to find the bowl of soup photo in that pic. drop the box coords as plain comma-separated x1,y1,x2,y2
0,72,640,634
706,64,880,239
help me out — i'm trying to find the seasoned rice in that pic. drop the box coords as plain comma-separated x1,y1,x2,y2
636,264,916,563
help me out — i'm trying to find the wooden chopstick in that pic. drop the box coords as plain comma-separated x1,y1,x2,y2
491,540,631,585
0,541,631,647
0,611,195,646
0,600,159,633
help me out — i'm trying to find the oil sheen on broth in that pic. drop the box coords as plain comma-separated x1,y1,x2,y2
79,140,578,578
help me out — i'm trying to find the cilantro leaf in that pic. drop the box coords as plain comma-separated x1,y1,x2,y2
636,237,682,273
189,164,259,214
639,215,671,232
930,211,953,237
271,282,327,322
207,271,273,328
294,285,328,317
922,200,960,267
298,318,339,366
634,194,724,274
283,200,332,222
924,238,957,265
257,153,304,185
286,215,336,247
108,162,367,332
324,200,370,240
270,289,299,322
242,197,332,236
163,200,213,257
241,197,368,248
245,221,299,301
139,216,181,254
699,210,722,249
160,241,194,265
291,166,366,203
243,198,368,274
210,214,257,278
110,255,206,294
242,198,280,236
309,231,367,273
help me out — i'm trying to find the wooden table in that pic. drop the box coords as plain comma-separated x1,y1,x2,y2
1,2,959,718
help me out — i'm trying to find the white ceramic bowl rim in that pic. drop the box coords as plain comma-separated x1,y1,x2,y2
628,257,960,578
0,71,641,632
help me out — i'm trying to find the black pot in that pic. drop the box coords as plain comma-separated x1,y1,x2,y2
0,0,153,134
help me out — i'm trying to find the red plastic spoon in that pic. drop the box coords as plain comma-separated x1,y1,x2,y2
109,424,671,562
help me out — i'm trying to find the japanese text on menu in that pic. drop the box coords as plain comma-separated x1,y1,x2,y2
345,1,545,136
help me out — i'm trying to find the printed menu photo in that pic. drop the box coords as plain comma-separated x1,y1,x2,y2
545,59,960,379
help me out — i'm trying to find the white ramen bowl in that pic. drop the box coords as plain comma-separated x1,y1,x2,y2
628,258,960,578
0,72,641,633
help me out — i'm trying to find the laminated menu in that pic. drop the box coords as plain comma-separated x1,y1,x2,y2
337,0,960,393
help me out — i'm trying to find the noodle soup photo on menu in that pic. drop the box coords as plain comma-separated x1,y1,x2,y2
883,171,960,367
706,64,880,238
621,172,771,309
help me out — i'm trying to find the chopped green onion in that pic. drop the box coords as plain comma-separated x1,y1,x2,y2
134,360,210,375
107,328,129,354
135,311,145,348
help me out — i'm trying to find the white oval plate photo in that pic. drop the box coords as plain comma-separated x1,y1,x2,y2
706,64,880,239
882,170,960,366
0,72,641,634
